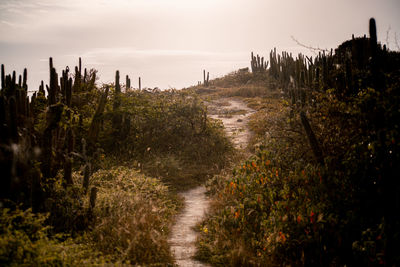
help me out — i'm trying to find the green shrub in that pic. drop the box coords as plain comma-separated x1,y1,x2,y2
0,208,108,266
98,90,233,189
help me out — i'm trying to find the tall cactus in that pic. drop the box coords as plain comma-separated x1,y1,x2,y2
1,64,5,89
41,103,63,178
112,71,122,131
8,97,18,142
83,164,90,193
88,86,109,143
300,111,324,165
63,128,74,187
23,68,27,90
48,57,58,105
126,75,131,90
203,70,210,86
369,17,383,91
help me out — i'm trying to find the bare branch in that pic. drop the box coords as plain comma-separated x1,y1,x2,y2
291,36,330,55
386,25,391,50
395,32,400,51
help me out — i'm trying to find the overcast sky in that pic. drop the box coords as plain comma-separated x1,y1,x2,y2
1,0,399,90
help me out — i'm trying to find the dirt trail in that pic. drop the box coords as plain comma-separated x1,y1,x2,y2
169,97,254,266
207,98,255,149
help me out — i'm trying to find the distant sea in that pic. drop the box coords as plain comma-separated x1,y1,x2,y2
2,48,251,92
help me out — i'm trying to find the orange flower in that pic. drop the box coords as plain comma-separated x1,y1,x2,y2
265,160,271,166
297,215,302,223
234,211,240,219
301,170,306,176
275,170,279,177
279,231,286,243
252,161,257,168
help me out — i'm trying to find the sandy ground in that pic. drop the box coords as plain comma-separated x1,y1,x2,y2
169,97,254,266
207,98,255,149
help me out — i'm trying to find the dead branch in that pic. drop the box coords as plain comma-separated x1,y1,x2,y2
291,36,330,55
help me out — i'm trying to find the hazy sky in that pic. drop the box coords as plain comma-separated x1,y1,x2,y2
1,0,399,90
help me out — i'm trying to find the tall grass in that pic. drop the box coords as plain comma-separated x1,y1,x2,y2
0,167,182,266
88,167,181,264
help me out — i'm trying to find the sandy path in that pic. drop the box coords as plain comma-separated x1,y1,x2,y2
169,97,254,266
207,98,255,149
169,186,210,267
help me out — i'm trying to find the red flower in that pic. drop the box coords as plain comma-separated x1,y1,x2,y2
279,231,286,243
310,211,316,223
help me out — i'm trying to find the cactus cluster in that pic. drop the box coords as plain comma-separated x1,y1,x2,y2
251,52,268,73
0,57,107,210
259,18,389,107
252,18,392,164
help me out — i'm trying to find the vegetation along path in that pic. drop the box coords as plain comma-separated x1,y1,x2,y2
169,97,255,266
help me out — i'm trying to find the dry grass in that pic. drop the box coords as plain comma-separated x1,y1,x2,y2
87,167,181,265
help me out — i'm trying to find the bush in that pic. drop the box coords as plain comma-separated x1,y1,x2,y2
0,207,108,266
98,90,233,190
197,61,400,265
89,167,181,265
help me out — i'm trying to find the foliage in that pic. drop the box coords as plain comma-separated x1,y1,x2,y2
99,89,233,190
0,167,181,266
0,57,233,264
0,207,108,266
197,25,400,265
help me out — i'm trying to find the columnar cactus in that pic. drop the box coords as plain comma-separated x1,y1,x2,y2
88,86,109,142
1,64,5,89
112,71,122,131
251,52,268,73
203,70,210,86
83,164,90,193
126,75,131,90
23,68,27,90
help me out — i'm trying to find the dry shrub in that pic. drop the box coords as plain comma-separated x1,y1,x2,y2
89,167,180,265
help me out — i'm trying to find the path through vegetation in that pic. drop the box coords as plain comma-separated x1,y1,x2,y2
169,97,255,266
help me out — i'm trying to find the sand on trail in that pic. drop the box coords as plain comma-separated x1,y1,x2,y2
169,98,255,266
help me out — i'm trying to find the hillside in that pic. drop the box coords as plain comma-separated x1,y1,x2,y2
1,17,400,266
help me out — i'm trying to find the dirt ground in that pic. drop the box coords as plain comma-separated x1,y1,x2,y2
169,98,254,266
